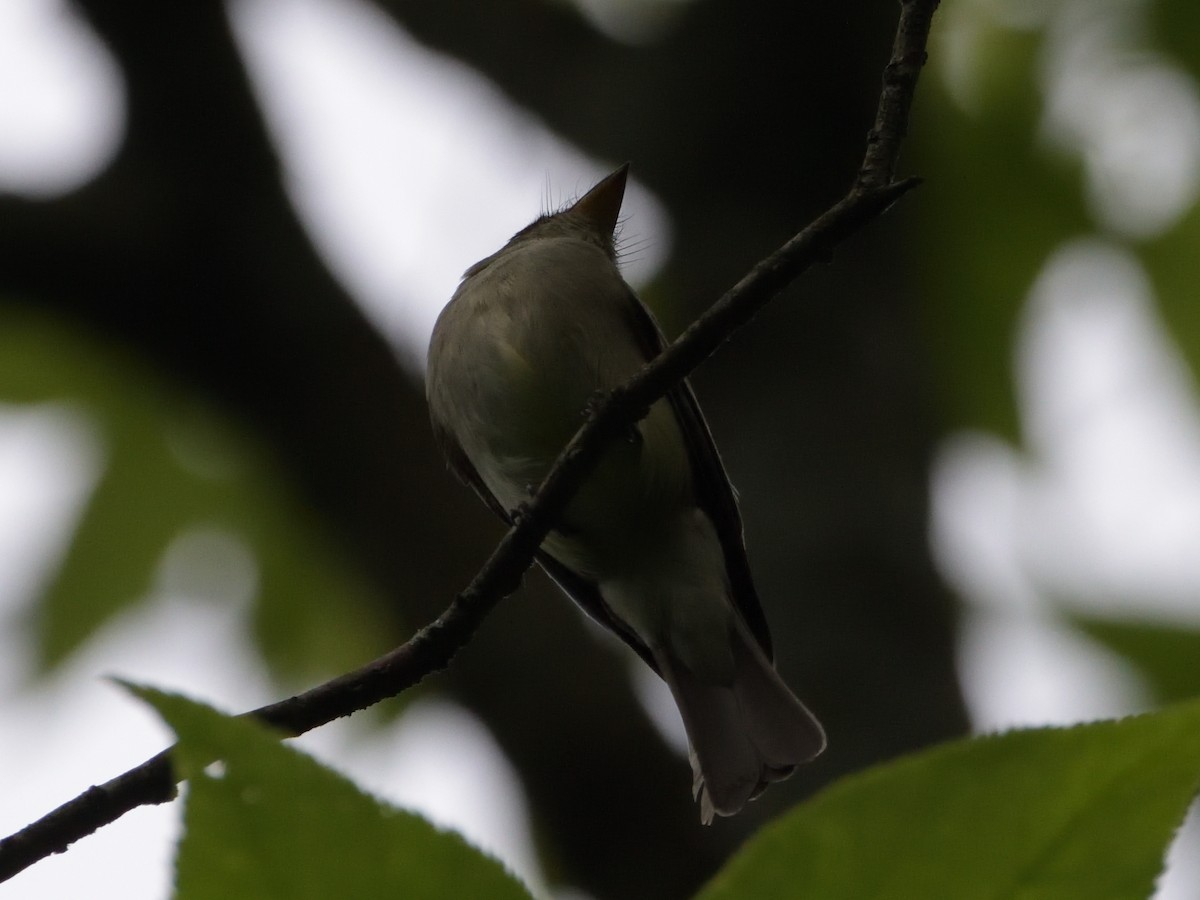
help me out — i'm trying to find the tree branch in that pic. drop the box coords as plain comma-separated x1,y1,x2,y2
0,0,939,883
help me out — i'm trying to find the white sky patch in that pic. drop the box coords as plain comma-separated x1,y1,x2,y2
1017,241,1200,611
632,662,689,756
931,432,1149,727
0,405,102,657
933,241,1200,728
155,527,261,609
956,609,1149,731
227,0,670,366
1040,0,1200,238
1160,806,1200,900
0,0,123,195
1044,57,1200,239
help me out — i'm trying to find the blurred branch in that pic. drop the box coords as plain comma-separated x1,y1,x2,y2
0,0,938,884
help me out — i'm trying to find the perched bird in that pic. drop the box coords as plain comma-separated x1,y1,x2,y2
426,165,825,822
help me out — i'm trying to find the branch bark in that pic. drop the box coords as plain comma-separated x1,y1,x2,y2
0,0,939,883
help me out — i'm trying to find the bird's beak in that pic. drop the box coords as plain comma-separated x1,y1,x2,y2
569,163,630,238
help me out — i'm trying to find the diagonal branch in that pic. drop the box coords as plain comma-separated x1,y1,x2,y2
0,0,939,883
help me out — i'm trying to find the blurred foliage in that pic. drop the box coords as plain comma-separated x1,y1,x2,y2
1145,200,1200,381
917,0,1200,440
915,0,1200,704
133,685,533,900
1074,615,1200,705
698,698,1200,900
1155,0,1200,74
914,6,1088,439
0,305,390,683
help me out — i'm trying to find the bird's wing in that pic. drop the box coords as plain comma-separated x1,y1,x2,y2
533,290,776,667
528,285,778,669
431,413,512,524
432,406,662,673
619,289,775,661
534,552,660,672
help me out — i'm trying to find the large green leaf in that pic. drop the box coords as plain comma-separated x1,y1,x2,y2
697,701,1200,900
127,685,533,900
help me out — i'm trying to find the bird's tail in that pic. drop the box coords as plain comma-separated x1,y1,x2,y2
656,621,825,824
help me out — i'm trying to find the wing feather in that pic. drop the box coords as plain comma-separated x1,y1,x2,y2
432,405,662,670
619,291,775,660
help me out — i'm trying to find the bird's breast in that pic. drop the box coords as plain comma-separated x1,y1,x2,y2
429,237,694,573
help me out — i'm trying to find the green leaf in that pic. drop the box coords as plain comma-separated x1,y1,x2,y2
125,685,533,900
1074,614,1200,706
697,701,1200,900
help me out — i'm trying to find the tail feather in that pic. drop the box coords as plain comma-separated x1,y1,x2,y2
658,623,824,824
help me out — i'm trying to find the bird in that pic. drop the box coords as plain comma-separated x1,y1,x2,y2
425,165,825,823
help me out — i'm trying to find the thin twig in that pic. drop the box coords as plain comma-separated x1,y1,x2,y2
0,0,940,883
859,0,940,191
